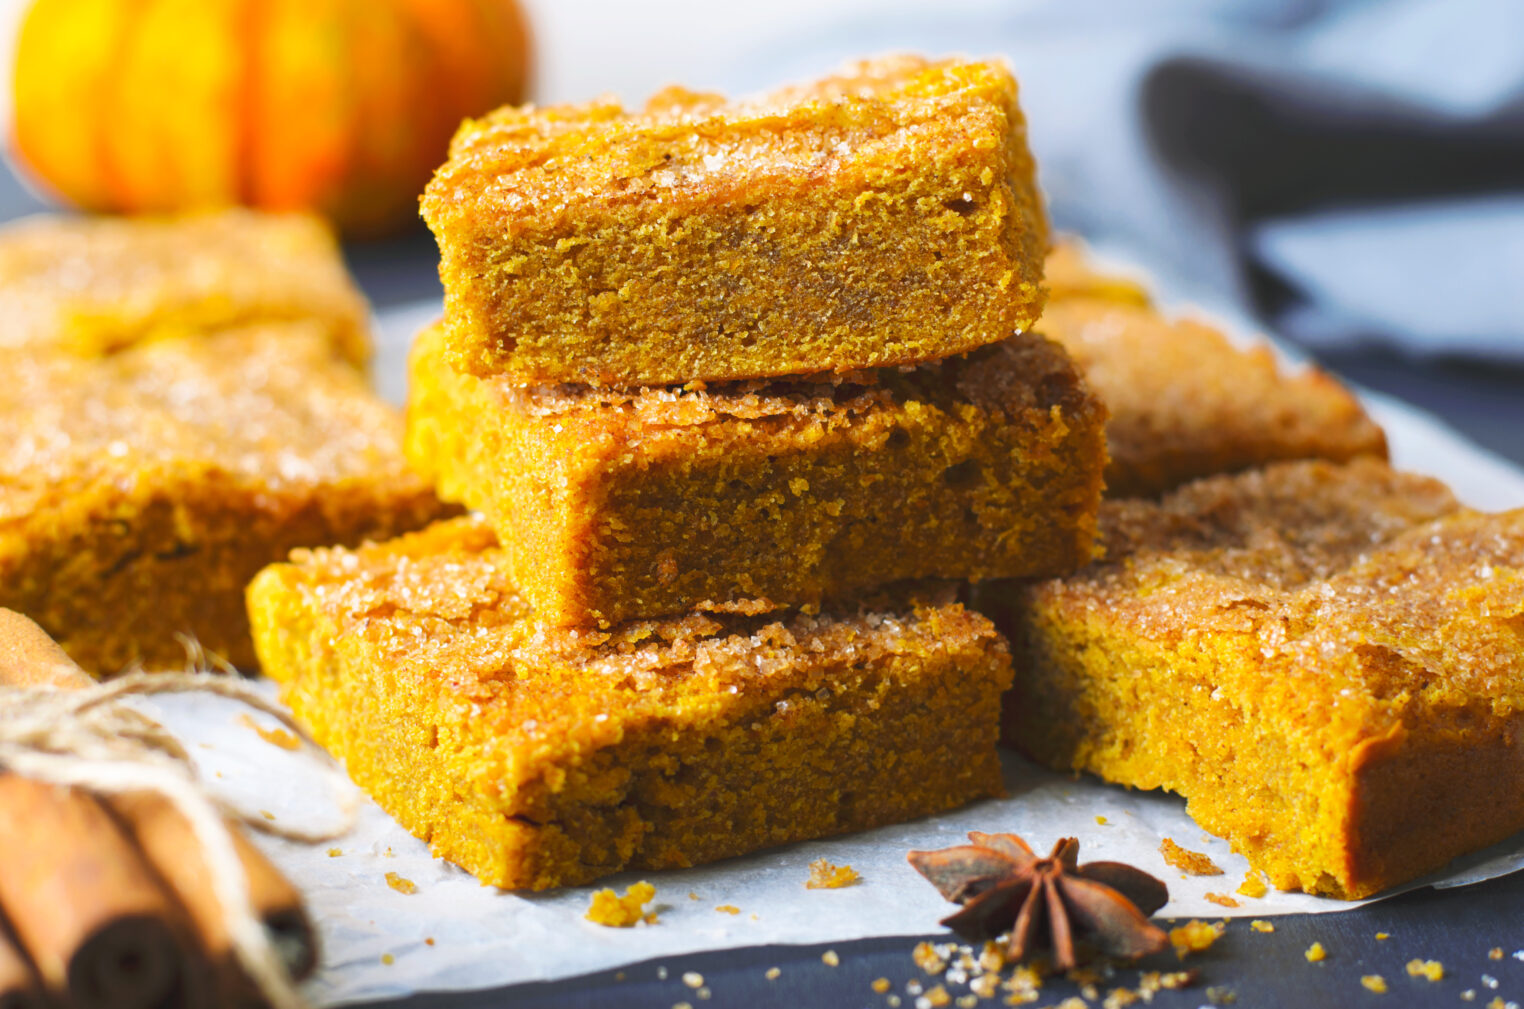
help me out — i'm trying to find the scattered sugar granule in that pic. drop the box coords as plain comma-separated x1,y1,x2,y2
1159,838,1224,876
696,987,711,1000
822,950,840,967
1236,871,1268,898
260,810,276,821
1406,959,1444,981
1360,975,1387,993
656,967,668,980
1251,920,1275,933
1514,950,1524,961
765,967,780,981
806,858,861,889
922,985,951,1007
585,881,656,927
956,995,979,1009
1169,920,1225,958
715,905,740,915
1305,941,1327,963
1461,992,1475,1002
1102,986,1140,1009
887,997,902,1008
971,973,1000,999
238,712,302,750
327,848,342,857
873,978,893,994
1205,892,1239,908
672,1003,692,1009
1483,974,1499,989
384,872,416,895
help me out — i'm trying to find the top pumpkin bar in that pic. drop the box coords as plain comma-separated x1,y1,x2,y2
423,56,1048,384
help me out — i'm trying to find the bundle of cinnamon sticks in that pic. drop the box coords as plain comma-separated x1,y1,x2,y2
0,610,317,1009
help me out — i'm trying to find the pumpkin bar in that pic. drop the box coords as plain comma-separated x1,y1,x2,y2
1039,241,1386,498
422,55,1047,384
0,210,370,366
0,323,451,675
247,515,1012,890
405,322,1106,627
997,457,1524,899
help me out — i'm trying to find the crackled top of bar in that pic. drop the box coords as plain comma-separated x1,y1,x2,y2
269,515,994,738
426,55,1029,232
477,326,1092,432
0,323,419,522
0,210,370,364
1037,458,1524,708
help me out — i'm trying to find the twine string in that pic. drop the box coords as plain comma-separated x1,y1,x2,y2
0,672,356,1009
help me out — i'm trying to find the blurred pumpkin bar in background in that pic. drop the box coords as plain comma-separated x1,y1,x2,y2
10,0,532,235
0,210,371,364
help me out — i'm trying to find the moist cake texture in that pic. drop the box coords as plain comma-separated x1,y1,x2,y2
997,458,1524,898
0,210,370,366
406,323,1106,627
1039,241,1386,498
0,324,451,674
247,516,1012,890
423,55,1047,384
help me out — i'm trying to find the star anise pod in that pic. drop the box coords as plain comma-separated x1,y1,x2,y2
908,832,1169,970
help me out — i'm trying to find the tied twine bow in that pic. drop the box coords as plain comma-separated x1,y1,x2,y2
0,671,355,1009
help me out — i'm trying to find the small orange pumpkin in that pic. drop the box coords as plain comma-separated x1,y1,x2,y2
12,0,531,235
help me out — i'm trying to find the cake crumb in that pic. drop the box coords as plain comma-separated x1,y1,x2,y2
1236,871,1268,898
1095,815,1109,825
238,712,302,750
715,905,740,915
873,978,892,993
1305,941,1326,963
1360,975,1387,993
425,937,435,946
765,967,780,980
1461,991,1476,1002
682,972,704,989
913,941,948,974
1406,959,1443,981
585,881,655,927
261,810,276,821
1483,974,1499,989
327,848,342,857
384,872,416,895
806,858,861,889
1489,947,1504,960
822,950,840,967
1251,920,1274,933
1169,920,1224,958
672,1003,692,1009
1205,892,1239,908
689,892,699,901
922,985,951,1007
956,995,979,1009
696,988,711,1001
381,953,394,965
887,997,902,1008
1205,985,1236,1004
1375,932,1389,940
1160,838,1223,876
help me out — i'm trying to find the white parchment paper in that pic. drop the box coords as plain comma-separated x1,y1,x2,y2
144,284,1524,1005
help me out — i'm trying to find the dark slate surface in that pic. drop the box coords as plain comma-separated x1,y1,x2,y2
5,161,1522,1009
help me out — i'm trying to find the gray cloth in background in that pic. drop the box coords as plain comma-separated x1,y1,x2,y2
732,0,1524,361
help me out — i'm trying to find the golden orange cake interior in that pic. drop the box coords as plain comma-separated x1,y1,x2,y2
0,323,451,674
405,322,1106,627
0,209,370,366
423,55,1047,384
248,516,1012,890
996,458,1524,898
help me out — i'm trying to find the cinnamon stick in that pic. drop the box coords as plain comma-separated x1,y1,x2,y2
0,775,197,1009
0,918,45,1009
0,609,318,1004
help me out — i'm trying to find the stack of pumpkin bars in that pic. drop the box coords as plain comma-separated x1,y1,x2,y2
250,56,1524,902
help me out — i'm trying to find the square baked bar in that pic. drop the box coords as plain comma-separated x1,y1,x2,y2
422,56,1047,384
0,210,370,366
1039,241,1386,498
248,516,1012,890
406,324,1106,627
996,458,1524,898
1,324,451,674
